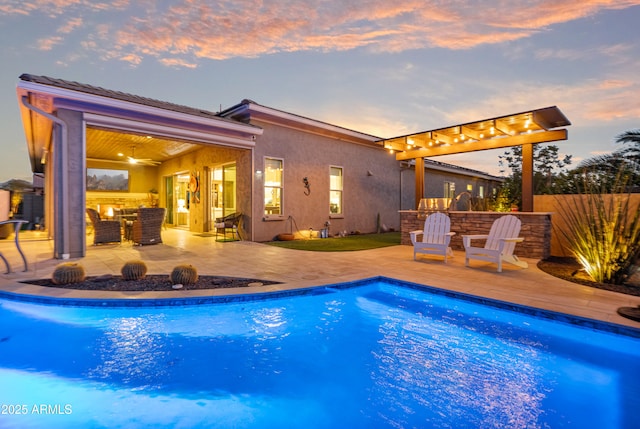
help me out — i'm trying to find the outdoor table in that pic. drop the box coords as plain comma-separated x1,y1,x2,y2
0,219,29,273
120,213,137,241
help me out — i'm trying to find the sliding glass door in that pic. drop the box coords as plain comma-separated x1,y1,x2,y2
210,163,236,225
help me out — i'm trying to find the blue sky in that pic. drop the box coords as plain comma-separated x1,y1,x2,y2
1,0,639,182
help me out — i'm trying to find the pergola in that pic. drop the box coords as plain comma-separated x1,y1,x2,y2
378,106,571,212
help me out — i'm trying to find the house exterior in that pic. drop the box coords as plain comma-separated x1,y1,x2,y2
16,74,503,258
218,100,409,241
398,161,505,212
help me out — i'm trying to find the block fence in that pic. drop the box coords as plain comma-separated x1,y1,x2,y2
400,211,552,260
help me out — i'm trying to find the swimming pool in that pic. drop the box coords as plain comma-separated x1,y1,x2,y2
0,278,639,428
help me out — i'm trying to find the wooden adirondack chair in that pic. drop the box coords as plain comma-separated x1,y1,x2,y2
410,212,455,262
462,214,528,272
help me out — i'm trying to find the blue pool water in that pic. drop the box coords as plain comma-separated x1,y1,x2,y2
0,278,639,428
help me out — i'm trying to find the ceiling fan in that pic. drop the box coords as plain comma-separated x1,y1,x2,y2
123,145,161,166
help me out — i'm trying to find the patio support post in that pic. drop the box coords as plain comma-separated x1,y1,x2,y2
522,143,534,212
414,157,424,209
21,95,71,258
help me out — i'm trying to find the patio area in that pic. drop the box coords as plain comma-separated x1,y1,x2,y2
1,228,639,329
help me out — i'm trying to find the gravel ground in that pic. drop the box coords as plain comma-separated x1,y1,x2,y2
537,257,640,297
22,275,281,291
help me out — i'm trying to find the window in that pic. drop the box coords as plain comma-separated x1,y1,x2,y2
330,166,343,215
444,182,455,199
479,185,485,198
264,158,283,216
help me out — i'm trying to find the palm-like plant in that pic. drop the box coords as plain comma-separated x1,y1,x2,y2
577,129,640,191
615,129,640,147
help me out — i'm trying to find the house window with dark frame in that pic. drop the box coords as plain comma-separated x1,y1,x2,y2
330,166,343,215
264,157,283,216
444,181,455,199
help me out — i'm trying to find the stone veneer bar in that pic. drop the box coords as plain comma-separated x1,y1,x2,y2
400,211,552,259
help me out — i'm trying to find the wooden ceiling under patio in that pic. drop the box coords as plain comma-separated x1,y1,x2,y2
377,106,571,211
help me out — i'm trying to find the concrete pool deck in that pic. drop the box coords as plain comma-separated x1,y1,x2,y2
1,228,639,328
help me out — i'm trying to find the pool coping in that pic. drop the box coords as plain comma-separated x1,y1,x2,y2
3,275,640,339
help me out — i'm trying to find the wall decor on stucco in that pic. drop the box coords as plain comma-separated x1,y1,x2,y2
190,171,200,204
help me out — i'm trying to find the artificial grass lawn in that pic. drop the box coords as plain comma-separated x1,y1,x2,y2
266,231,401,251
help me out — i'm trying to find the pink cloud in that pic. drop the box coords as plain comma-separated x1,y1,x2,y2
37,36,63,51
583,90,640,122
5,0,639,65
0,0,127,17
159,57,198,68
119,53,142,65
58,16,83,34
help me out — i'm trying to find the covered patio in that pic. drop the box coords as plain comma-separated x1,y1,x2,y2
17,74,261,259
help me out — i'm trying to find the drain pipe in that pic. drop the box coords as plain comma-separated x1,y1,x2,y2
21,95,70,259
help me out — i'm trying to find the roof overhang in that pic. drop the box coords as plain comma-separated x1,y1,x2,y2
378,106,571,161
420,159,505,182
16,77,262,173
220,100,381,146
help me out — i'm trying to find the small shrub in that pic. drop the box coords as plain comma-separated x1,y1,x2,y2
121,260,147,281
52,263,86,285
170,264,198,285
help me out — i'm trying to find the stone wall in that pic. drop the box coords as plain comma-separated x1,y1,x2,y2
400,211,552,259
86,192,156,218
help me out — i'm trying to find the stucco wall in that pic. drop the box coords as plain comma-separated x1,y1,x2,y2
422,169,500,202
57,108,85,258
252,122,403,242
400,211,552,259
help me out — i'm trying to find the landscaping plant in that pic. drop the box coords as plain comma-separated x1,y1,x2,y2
121,260,148,280
52,262,86,285
556,168,640,284
170,264,198,285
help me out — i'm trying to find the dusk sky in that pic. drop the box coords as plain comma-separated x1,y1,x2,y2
1,0,639,183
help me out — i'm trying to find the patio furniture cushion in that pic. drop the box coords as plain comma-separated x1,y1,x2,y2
215,212,242,241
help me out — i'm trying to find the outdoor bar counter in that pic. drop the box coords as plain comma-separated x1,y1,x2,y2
400,210,552,260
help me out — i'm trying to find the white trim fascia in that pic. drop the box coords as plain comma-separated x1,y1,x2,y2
238,102,379,144
17,80,262,137
424,160,504,182
84,113,256,148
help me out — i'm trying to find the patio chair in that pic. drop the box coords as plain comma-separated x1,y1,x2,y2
86,208,121,245
132,208,166,245
215,212,242,241
410,212,455,262
462,214,528,272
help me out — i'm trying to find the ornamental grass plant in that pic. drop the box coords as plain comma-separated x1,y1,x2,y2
555,169,640,284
